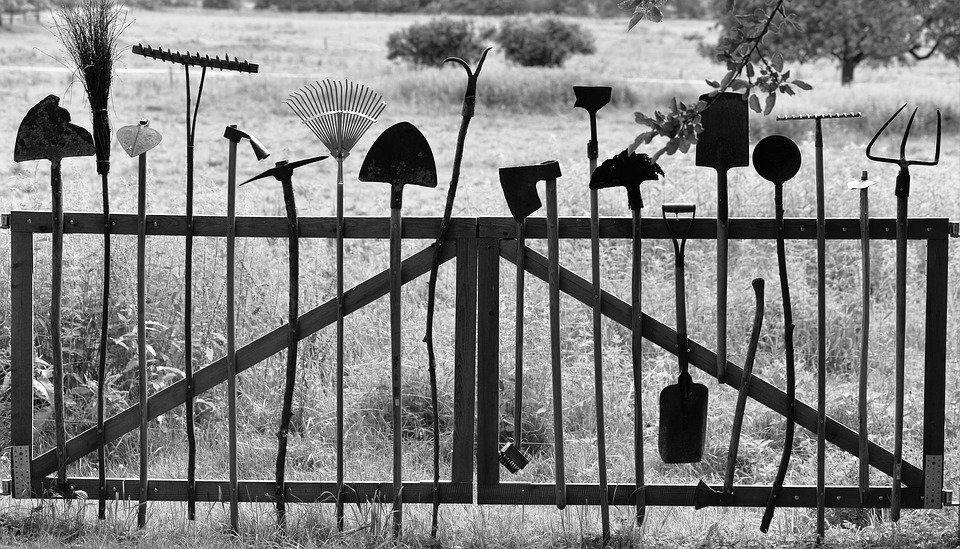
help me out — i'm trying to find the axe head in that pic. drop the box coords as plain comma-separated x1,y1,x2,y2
14,95,95,162
573,86,612,114
590,149,663,211
117,120,162,158
359,121,438,190
499,160,561,223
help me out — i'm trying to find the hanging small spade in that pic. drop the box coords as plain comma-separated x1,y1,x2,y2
499,160,565,510
590,149,662,526
223,125,270,534
116,119,163,528
14,95,95,499
659,203,708,464
359,121,438,538
866,104,941,522
241,154,328,531
693,278,765,509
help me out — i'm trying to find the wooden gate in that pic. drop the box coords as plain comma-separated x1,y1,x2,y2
2,210,954,510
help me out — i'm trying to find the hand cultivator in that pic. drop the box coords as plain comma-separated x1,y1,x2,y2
866,104,942,522
131,43,259,520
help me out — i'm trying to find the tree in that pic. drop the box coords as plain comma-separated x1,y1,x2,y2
704,0,934,85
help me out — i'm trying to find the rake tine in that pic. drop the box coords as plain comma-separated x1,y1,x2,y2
910,110,942,166
899,107,919,162
866,103,908,163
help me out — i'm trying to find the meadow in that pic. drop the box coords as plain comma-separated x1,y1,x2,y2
0,6,959,547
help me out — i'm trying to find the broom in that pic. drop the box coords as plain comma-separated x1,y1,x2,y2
284,79,385,531
54,0,125,519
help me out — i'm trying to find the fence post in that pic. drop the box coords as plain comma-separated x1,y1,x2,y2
10,229,34,498
922,236,948,508
475,234,501,487
452,237,478,484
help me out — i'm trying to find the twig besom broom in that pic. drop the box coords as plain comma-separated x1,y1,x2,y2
284,79,385,531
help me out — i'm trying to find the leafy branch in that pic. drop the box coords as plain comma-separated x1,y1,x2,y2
621,0,814,160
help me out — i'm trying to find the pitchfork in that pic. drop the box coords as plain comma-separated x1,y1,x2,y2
865,103,941,523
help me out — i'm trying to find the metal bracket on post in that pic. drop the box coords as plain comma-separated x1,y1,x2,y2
11,445,31,498
949,222,959,238
924,454,944,508
1,214,9,229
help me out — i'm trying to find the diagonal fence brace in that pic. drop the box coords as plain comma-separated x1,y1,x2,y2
498,240,924,487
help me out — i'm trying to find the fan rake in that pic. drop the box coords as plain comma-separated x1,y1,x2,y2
284,79,385,532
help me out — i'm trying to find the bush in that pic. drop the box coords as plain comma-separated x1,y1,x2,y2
202,0,240,9
386,17,486,68
494,17,595,67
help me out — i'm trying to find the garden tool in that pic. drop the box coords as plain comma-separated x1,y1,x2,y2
574,83,612,545
590,149,663,525
659,203,708,464
695,92,749,385
421,49,490,536
751,134,802,533
56,2,122,517
133,43,258,519
284,79,385,532
499,160,564,509
497,168,539,476
242,154,328,530
359,121,438,537
777,111,860,538
848,170,877,506
222,124,269,534
694,278,765,509
117,120,163,528
13,95,94,497
866,104,941,522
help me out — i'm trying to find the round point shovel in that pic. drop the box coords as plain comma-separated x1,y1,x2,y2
117,120,163,528
360,122,438,537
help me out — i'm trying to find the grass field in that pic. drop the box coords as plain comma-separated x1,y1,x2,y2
0,6,959,547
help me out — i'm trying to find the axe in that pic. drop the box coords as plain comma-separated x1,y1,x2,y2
14,95,95,497
499,160,565,509
590,149,663,525
117,119,163,528
359,121,438,537
223,124,269,533
573,84,612,544
242,154,327,529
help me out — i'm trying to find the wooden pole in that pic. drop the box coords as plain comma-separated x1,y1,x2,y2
545,176,565,510
137,148,149,528
631,207,645,526
389,187,403,537
50,159,67,488
226,136,239,533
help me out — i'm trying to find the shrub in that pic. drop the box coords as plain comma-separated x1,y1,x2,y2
386,17,485,68
202,0,240,9
494,17,595,67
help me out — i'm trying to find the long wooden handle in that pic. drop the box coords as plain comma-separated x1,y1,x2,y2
137,152,150,529
275,178,299,530
716,170,729,383
335,157,346,532
50,160,67,489
225,140,239,533
857,189,871,505
545,177,565,510
589,184,610,543
390,202,403,536
814,123,826,539
514,222,525,447
96,170,111,518
631,207,645,525
760,185,797,533
892,188,908,522
724,278,764,493
184,140,196,521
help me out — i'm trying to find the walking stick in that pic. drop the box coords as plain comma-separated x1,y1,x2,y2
14,95,94,499
132,44,258,519
422,48,490,536
848,170,877,507
777,111,860,538
242,155,328,531
222,125,269,534
866,105,941,522
573,84,612,545
590,150,662,526
285,80,385,531
117,120,163,528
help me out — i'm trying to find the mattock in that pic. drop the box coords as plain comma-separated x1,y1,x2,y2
777,111,861,540
865,104,941,522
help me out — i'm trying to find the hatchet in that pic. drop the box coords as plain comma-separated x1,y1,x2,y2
242,154,327,530
359,121,438,537
14,95,95,497
499,160,564,509
590,149,663,525
117,119,163,528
